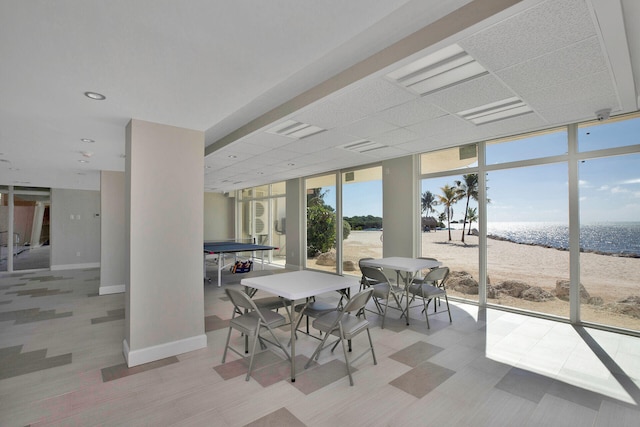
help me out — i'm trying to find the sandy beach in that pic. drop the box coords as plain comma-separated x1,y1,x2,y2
312,230,640,331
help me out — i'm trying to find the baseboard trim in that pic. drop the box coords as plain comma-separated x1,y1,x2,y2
51,262,100,271
123,334,207,367
99,284,125,295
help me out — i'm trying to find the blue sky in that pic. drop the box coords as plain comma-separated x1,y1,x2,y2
320,117,640,222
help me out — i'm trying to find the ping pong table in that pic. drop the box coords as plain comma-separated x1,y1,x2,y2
204,241,278,287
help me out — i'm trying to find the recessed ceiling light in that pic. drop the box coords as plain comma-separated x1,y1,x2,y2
84,91,106,100
457,97,533,125
80,151,93,158
340,139,387,153
81,138,95,143
78,159,89,163
287,163,295,166
387,44,487,95
228,155,237,159
266,120,325,139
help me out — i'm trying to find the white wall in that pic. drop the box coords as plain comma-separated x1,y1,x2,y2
285,178,304,270
203,192,234,240
50,188,101,270
100,171,126,295
382,155,418,258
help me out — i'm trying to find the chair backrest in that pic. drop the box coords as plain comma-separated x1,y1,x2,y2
360,265,388,286
342,288,374,314
358,258,374,269
424,266,449,286
225,287,259,312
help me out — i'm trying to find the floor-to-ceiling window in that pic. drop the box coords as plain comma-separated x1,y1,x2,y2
578,115,640,331
420,145,480,302
418,113,640,335
305,173,338,273
342,166,383,277
237,182,286,265
484,128,569,317
0,186,8,272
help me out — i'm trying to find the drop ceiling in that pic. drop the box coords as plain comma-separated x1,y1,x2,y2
1,0,638,192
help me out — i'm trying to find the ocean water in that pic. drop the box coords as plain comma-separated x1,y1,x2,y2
486,221,640,256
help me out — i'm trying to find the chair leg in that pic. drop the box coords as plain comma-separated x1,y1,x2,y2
381,294,390,329
422,294,431,329
338,324,354,386
265,325,290,361
366,328,377,365
246,332,260,381
444,293,452,323
305,329,333,368
222,326,233,363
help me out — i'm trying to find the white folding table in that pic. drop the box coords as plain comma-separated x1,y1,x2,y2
361,257,441,325
241,270,358,382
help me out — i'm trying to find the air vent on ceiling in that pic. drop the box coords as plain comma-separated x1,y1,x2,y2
457,97,533,125
340,139,387,153
266,119,325,139
387,44,488,96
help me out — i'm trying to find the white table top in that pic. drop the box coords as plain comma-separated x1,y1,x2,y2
241,270,358,300
361,257,441,273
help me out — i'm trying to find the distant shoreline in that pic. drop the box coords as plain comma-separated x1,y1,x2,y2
487,234,640,259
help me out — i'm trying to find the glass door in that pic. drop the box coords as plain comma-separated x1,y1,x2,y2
12,189,50,271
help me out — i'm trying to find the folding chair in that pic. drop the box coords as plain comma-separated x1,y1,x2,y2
405,266,451,329
222,288,291,381
304,288,377,386
360,265,403,329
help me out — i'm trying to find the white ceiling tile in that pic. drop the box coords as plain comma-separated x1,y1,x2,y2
236,132,293,149
425,74,515,114
395,136,444,153
523,72,619,111
496,37,608,95
280,138,329,154
407,114,473,137
300,129,360,148
372,128,419,146
372,98,448,127
292,100,368,130
332,78,417,115
336,117,399,138
460,0,597,71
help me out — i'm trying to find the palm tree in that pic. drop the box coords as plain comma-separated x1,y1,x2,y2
455,174,479,243
437,184,458,241
421,190,437,215
466,207,478,235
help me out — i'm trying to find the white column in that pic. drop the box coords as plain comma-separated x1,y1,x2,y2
123,119,206,367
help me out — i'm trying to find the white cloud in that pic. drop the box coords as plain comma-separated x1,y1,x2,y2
597,185,610,191
611,186,629,194
620,178,640,185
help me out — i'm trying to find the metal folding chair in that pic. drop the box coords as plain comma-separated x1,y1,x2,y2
222,288,291,381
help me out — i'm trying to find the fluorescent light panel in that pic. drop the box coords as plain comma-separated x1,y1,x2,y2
266,119,325,139
340,139,387,153
458,97,533,125
387,44,488,95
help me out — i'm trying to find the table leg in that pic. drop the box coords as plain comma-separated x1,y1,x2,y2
405,275,410,325
290,298,303,382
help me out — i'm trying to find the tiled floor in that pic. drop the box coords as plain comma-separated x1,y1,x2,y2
1,266,639,426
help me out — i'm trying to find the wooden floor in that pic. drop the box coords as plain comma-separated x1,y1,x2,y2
1,266,640,426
